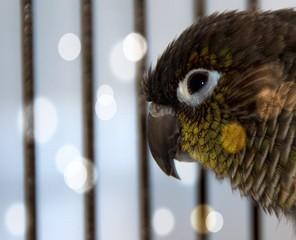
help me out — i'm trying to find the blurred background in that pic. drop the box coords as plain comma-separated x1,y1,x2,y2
1,0,296,239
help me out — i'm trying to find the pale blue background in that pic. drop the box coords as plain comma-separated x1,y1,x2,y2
0,0,295,239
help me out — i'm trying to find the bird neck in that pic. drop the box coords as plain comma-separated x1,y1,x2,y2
178,105,238,179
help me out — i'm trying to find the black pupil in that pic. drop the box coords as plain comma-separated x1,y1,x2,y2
188,71,209,94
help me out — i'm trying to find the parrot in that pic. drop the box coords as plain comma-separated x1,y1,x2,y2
143,9,296,221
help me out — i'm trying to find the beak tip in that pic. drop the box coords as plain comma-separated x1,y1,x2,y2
171,171,181,180
163,162,181,180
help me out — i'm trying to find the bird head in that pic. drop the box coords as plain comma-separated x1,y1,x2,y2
143,9,295,181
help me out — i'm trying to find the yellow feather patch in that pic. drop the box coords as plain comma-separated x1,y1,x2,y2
221,122,246,154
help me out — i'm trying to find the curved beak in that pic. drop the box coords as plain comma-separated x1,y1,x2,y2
147,103,180,179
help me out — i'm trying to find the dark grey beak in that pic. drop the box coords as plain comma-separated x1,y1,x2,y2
147,103,180,179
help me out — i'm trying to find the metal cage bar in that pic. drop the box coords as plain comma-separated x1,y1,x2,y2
21,1,37,239
251,205,261,240
246,2,262,240
81,0,97,239
134,0,151,240
248,0,259,11
194,1,208,240
194,0,206,21
197,169,208,240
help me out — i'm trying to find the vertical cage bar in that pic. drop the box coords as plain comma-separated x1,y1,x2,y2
21,1,37,240
194,1,208,240
246,1,261,240
251,205,261,240
134,0,151,240
81,1,96,239
197,169,208,240
248,0,259,11
194,0,206,20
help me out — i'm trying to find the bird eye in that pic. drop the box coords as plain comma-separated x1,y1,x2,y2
177,68,221,106
188,71,209,94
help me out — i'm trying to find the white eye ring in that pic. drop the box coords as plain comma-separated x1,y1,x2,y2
176,68,221,106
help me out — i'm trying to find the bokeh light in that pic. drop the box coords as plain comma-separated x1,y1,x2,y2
110,41,136,81
18,97,58,143
175,161,197,185
206,211,224,233
17,104,34,140
153,208,175,236
64,157,97,193
95,93,117,121
96,84,114,99
58,33,81,61
221,122,246,154
5,203,26,236
55,144,80,174
64,159,87,191
123,32,147,62
190,204,213,234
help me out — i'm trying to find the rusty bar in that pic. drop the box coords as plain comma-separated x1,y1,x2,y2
247,0,259,11
194,0,206,20
197,169,208,240
134,0,150,240
194,1,208,240
81,0,96,239
246,1,261,240
251,205,261,240
21,1,37,240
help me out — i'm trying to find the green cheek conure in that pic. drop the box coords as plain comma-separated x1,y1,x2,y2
143,9,296,220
